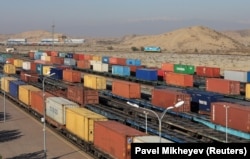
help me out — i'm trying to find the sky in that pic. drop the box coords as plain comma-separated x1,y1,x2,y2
1,0,250,37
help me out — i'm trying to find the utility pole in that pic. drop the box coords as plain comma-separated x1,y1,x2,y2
52,21,55,51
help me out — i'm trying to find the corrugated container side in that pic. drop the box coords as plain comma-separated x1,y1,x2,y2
67,85,99,105
84,54,93,60
83,74,106,90
92,55,102,61
133,136,174,143
77,60,91,69
129,65,144,73
20,71,39,82
22,61,31,70
59,52,67,58
66,108,107,142
63,69,81,82
50,56,64,65
136,69,158,81
6,58,14,65
196,66,220,77
46,97,79,125
73,53,79,60
161,63,174,72
1,77,18,92
30,91,54,115
211,102,250,133
126,59,141,66
94,121,145,159
93,63,109,72
206,78,240,95
109,57,127,65
43,66,53,76
112,80,141,99
19,85,41,106
112,65,130,76
50,68,63,80
165,72,193,87
246,84,250,100
151,88,191,112
173,64,195,74
50,51,58,57
13,59,23,68
224,70,250,83
9,80,26,98
4,64,16,74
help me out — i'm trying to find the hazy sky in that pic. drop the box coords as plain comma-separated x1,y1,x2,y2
1,0,250,37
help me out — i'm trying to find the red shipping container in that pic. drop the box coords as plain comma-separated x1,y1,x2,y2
77,60,90,69
161,63,174,72
63,69,81,82
50,56,64,65
157,69,164,77
94,121,145,159
112,80,141,99
6,58,14,64
50,51,58,57
196,66,220,77
211,102,250,133
109,57,127,65
20,71,39,82
28,52,35,59
30,62,37,72
151,88,190,112
30,91,54,115
45,51,52,56
129,65,144,73
206,78,240,95
73,53,79,60
78,54,85,60
67,85,99,106
84,54,93,60
165,72,193,87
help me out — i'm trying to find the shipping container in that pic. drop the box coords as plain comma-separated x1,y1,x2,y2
66,108,107,142
151,88,190,112
67,85,99,105
133,136,174,143
196,66,220,77
224,70,250,83
165,72,193,87
58,52,67,58
50,56,64,65
30,62,37,72
109,57,127,65
22,61,31,70
13,59,23,68
36,64,46,75
3,64,16,74
129,65,144,73
63,69,81,83
246,84,250,100
6,58,14,64
34,60,52,65
94,120,145,159
78,54,85,60
0,54,12,63
19,85,41,106
211,102,250,133
29,51,35,59
46,97,79,125
112,80,141,99
173,64,195,74
77,60,91,69
206,78,240,95
1,77,18,92
66,53,74,58
30,91,54,115
161,63,174,72
44,56,51,62
112,65,130,76
9,80,26,98
92,55,102,61
50,51,58,57
90,60,102,67
136,68,157,81
41,55,46,61
34,51,44,60
126,59,141,66
50,68,63,80
20,71,39,82
102,56,109,63
43,66,53,76
83,74,106,90
84,54,93,60
93,63,109,72
64,58,76,66
73,53,79,60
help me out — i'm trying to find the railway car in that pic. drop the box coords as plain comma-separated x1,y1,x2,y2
112,80,141,99
136,68,158,81
173,64,195,75
196,66,220,77
144,46,161,52
224,70,250,83
165,72,193,87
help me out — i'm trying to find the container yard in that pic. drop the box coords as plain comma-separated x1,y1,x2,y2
1,50,250,159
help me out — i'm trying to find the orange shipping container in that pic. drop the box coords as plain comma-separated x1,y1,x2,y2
30,91,54,115
20,71,39,82
50,56,64,65
109,57,127,65
84,54,93,60
196,66,220,77
129,65,144,73
30,62,37,72
73,53,79,60
78,54,85,60
6,58,14,64
112,80,141,99
206,78,240,95
161,63,174,72
165,72,193,87
94,121,145,159
29,52,35,59
50,51,58,57
63,69,81,82
151,88,191,112
77,60,90,69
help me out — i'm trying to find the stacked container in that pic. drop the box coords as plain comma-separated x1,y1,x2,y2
196,66,220,77
93,63,109,72
112,80,141,99
161,63,174,72
83,74,106,90
165,72,193,87
77,60,90,69
3,64,16,74
173,64,195,74
46,97,79,125
136,68,158,81
63,69,81,83
18,85,41,105
1,77,18,92
109,57,126,65
112,65,130,76
9,80,26,98
224,70,250,83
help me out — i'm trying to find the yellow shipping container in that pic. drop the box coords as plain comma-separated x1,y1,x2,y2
19,85,41,106
0,77,18,92
83,74,106,90
45,56,51,62
3,64,16,74
66,107,107,142
246,84,250,99
92,55,102,61
13,59,23,68
43,66,53,76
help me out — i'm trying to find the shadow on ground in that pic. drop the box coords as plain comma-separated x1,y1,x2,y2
0,129,22,142
0,112,11,121
6,150,44,159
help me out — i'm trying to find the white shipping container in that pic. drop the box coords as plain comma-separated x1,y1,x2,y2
46,97,79,125
90,60,101,65
133,136,174,143
224,70,250,83
41,55,46,61
64,58,76,66
93,63,108,72
22,61,31,70
42,53,48,56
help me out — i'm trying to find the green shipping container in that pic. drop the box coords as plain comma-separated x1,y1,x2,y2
174,64,195,74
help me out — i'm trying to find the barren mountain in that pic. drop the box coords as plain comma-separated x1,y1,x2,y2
222,29,250,47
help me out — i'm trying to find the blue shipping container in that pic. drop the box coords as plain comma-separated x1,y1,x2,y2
50,68,63,80
36,64,44,75
136,69,158,81
59,52,67,58
126,59,141,66
34,52,43,60
182,89,224,112
66,53,74,58
9,80,26,98
102,56,110,64
112,65,130,76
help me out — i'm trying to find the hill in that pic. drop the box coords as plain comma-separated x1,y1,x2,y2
222,29,250,47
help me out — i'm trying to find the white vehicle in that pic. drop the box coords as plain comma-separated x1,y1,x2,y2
6,47,16,53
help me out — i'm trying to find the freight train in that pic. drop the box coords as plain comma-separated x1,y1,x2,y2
0,51,250,140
